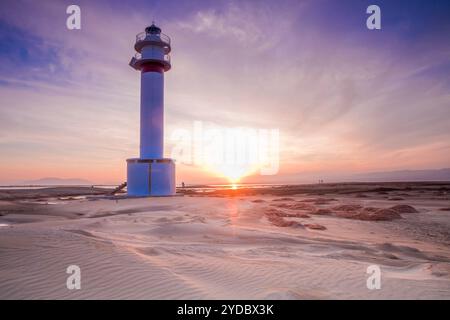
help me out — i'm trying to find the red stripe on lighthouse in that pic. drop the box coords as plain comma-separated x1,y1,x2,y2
141,63,164,73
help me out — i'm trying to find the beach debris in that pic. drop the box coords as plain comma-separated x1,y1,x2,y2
271,202,316,211
304,204,410,221
389,204,418,214
268,216,302,228
313,208,333,215
388,197,405,201
332,204,364,212
313,199,336,205
304,223,327,230
331,206,401,221
272,197,296,202
265,207,311,218
356,194,368,198
264,208,306,227
357,208,401,221
111,182,127,195
299,198,337,203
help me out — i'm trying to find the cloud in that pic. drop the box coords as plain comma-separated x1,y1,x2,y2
176,2,299,52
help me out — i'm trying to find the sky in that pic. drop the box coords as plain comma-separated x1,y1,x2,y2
0,0,449,185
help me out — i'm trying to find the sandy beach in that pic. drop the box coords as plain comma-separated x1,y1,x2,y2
0,182,449,299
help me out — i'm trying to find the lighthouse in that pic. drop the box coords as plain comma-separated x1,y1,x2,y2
127,24,175,196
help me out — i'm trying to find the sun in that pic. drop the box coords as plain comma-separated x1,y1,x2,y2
203,163,260,186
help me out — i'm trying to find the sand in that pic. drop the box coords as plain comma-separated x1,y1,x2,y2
0,182,449,299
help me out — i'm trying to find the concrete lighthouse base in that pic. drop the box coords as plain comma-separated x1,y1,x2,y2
126,158,176,196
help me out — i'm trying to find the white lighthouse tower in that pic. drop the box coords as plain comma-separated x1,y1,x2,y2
127,24,175,196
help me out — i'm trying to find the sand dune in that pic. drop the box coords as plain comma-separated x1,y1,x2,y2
0,183,449,299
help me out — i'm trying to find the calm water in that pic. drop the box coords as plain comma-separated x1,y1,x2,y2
0,184,284,193
0,185,116,190
182,183,285,192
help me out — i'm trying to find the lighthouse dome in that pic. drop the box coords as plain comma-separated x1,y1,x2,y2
145,23,161,35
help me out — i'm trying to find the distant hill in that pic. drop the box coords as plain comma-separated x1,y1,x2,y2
21,177,93,186
350,168,450,182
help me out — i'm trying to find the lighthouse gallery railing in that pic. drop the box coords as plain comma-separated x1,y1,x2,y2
135,31,171,46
